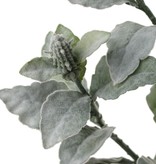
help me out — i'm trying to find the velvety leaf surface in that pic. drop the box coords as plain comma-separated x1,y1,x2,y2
0,81,68,129
59,126,114,164
46,74,88,92
68,0,137,9
55,24,80,48
107,21,156,84
146,84,156,123
90,56,156,100
42,31,54,58
137,156,156,164
73,30,110,62
86,157,134,164
20,57,61,82
40,91,91,148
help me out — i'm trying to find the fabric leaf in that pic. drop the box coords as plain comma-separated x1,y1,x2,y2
59,126,114,164
137,156,156,164
146,84,156,123
107,21,156,84
40,90,91,148
73,30,110,62
90,56,156,100
19,57,61,82
42,31,55,58
86,157,134,164
68,0,137,9
0,80,68,129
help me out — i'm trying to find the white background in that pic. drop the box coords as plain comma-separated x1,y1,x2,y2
0,0,156,163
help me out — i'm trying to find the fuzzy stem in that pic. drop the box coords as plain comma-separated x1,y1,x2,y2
91,101,107,128
75,78,89,96
111,133,139,162
75,79,139,162
136,0,156,25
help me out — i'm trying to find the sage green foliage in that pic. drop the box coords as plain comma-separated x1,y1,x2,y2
107,21,156,84
137,156,156,164
73,30,110,62
1,0,156,163
90,56,156,100
59,126,114,164
21,24,108,82
20,57,61,82
68,0,137,9
41,90,91,148
0,80,67,129
146,85,156,123
86,157,134,164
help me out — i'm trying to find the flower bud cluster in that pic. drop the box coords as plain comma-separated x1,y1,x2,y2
51,34,78,80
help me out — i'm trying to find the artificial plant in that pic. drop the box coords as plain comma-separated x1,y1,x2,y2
0,0,156,164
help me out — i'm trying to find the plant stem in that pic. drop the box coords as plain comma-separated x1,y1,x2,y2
75,79,139,162
136,0,156,25
111,133,139,162
75,78,89,96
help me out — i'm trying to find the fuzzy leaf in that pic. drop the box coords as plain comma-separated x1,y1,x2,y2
90,56,156,100
146,84,156,123
40,91,91,148
46,74,88,92
86,157,134,164
20,57,61,82
73,30,110,62
55,24,80,48
42,32,54,58
68,0,137,9
0,81,68,129
107,21,156,84
59,126,114,164
137,156,156,164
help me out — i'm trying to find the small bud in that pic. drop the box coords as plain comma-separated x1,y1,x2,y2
51,34,78,81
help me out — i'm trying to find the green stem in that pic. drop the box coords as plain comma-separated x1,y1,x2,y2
75,79,139,162
75,78,89,96
136,0,156,25
111,133,139,162
91,101,107,128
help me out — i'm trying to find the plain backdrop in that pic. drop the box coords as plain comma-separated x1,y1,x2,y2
0,0,156,163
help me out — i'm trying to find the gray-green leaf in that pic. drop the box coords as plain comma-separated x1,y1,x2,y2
137,156,156,164
59,126,114,164
0,80,68,129
42,31,54,58
40,90,91,149
68,0,137,9
107,21,156,84
20,57,61,82
86,157,134,164
146,84,156,123
73,30,110,62
90,56,156,100
55,24,80,48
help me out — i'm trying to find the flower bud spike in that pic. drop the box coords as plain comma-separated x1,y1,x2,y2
51,34,78,81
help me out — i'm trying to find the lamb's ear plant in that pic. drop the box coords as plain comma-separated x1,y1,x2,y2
1,0,156,164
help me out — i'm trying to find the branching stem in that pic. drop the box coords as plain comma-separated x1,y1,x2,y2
136,0,156,25
72,1,156,162
75,79,139,162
